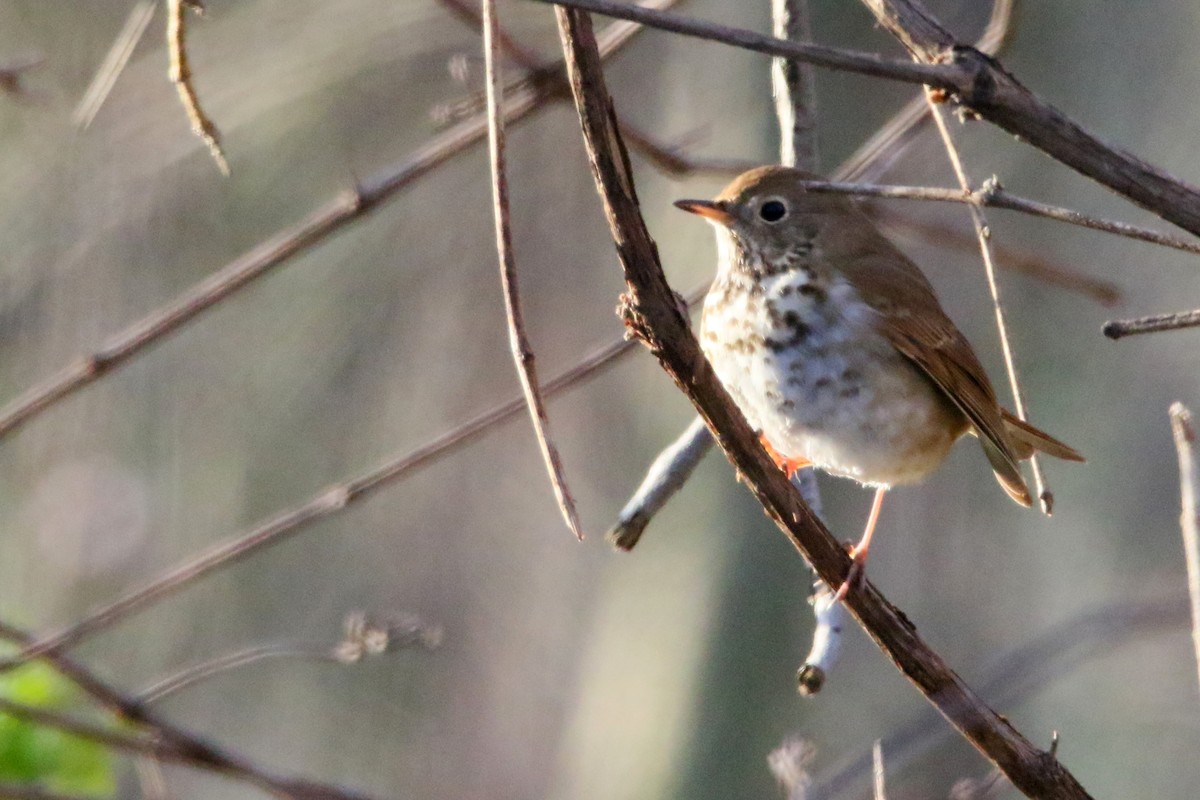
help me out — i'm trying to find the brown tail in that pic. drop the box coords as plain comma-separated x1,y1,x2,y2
1000,409,1085,463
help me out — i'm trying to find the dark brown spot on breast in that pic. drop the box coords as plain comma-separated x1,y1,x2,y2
799,284,827,302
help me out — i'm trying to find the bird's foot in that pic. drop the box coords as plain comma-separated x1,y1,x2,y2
758,434,811,477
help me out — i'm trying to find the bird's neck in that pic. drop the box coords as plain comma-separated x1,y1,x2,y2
714,227,814,284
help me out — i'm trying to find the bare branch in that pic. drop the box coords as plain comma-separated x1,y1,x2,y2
439,0,747,179
166,0,228,174
619,124,758,177
0,4,671,445
530,0,1200,237
0,322,664,667
1104,308,1200,340
771,0,818,169
0,620,380,800
1170,403,1200,699
607,415,713,549
483,0,585,539
0,695,374,800
551,9,1093,797
538,0,956,86
872,740,888,800
808,596,1183,797
792,176,1200,259
795,578,843,696
925,99,1051,513
839,0,1015,183
73,0,156,128
138,612,439,704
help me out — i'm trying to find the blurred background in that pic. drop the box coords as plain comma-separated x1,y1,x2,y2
0,0,1198,797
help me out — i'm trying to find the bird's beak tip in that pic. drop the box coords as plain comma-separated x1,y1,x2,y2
674,199,734,225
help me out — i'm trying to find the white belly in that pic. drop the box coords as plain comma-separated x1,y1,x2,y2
701,271,965,487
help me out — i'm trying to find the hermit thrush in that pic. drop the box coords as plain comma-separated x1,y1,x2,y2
676,166,1083,597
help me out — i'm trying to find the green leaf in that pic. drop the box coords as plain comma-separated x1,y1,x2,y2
0,663,117,796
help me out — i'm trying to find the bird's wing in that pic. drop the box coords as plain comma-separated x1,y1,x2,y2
831,213,1032,507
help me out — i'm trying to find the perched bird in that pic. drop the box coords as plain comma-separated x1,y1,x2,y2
675,166,1083,598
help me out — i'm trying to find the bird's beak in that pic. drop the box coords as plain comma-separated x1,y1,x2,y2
674,199,735,227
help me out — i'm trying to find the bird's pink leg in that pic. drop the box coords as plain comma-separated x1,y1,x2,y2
833,487,887,602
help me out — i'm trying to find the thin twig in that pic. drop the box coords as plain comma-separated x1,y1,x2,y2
551,9,1092,797
0,4,672,446
795,575,843,695
166,0,228,174
877,210,1122,307
926,100,1048,510
483,0,585,539
0,697,374,800
1104,308,1200,340
793,176,1200,258
539,0,956,85
872,740,888,800
139,612,439,704
1169,403,1200,699
616,124,758,177
0,623,377,800
73,0,156,128
0,319,681,668
607,415,713,549
838,0,1015,183
771,0,818,169
439,0,750,179
531,0,1200,238
138,643,342,704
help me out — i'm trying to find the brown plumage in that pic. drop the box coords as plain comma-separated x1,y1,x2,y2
677,166,1083,595
679,165,1082,506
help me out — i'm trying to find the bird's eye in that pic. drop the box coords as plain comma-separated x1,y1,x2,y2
759,199,788,223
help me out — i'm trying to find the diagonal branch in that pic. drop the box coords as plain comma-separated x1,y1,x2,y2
838,0,1014,183
0,620,379,800
0,324,661,668
0,3,672,446
73,0,156,128
551,9,1093,799
787,177,1200,258
483,0,584,539
528,0,1200,238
